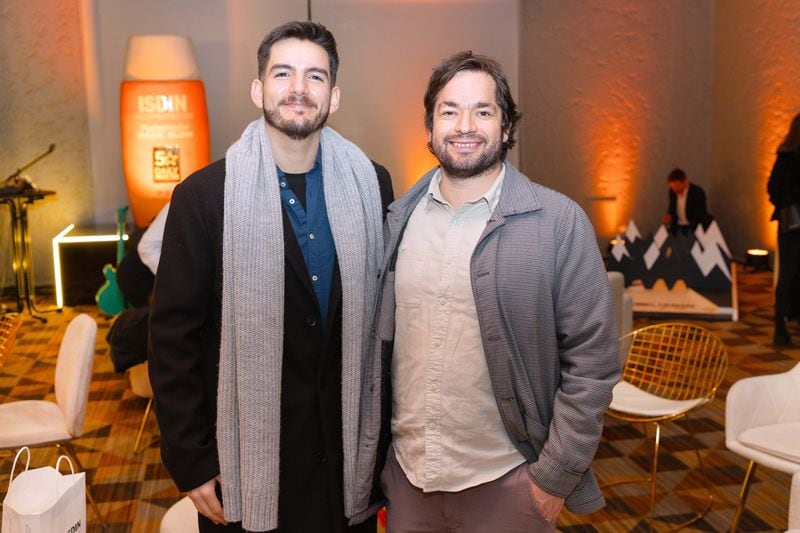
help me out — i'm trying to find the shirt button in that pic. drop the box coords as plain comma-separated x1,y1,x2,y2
309,233,315,240
289,198,296,205
312,275,319,282
433,339,441,347
306,316,317,327
280,181,286,188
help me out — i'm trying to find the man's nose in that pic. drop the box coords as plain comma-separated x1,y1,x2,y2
290,75,308,94
455,113,475,134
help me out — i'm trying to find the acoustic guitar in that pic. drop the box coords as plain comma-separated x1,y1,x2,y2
95,207,128,315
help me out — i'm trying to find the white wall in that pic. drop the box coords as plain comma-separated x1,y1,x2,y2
0,0,92,289
315,0,519,193
710,0,800,256
520,1,714,242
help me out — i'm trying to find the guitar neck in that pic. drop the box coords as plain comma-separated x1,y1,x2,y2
116,207,128,265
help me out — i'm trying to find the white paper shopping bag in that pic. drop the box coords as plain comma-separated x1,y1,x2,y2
1,447,86,533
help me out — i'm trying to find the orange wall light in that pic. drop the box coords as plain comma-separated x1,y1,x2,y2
120,35,210,227
587,116,638,239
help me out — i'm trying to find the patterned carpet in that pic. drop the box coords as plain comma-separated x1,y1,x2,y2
0,269,797,532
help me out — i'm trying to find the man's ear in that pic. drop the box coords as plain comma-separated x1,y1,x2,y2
250,79,264,109
329,86,341,115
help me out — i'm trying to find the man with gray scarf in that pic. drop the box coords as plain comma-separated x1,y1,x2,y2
148,21,393,532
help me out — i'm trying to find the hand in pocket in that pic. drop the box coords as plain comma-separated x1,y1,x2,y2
529,480,565,524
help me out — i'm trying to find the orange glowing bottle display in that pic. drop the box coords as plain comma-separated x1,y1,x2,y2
120,35,210,227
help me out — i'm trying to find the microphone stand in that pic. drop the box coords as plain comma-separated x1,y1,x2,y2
1,143,57,321
5,144,56,186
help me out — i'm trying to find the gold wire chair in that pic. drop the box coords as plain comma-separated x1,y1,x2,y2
604,322,728,531
0,313,22,369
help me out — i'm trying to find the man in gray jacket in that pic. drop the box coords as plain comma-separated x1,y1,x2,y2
352,52,620,531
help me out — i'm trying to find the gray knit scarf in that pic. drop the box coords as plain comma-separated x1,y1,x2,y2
218,119,382,531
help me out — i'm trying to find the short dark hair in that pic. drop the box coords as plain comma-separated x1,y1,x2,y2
257,21,339,85
667,168,687,182
423,51,522,158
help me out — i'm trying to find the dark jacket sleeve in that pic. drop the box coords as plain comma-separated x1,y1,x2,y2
768,151,800,214
372,161,394,216
148,161,224,492
688,183,710,228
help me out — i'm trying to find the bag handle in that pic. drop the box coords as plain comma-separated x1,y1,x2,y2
53,455,77,499
8,446,31,485
55,455,75,476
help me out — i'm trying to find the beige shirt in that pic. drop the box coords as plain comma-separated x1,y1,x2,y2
392,166,525,492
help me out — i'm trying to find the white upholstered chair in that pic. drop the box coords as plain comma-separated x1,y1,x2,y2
160,496,199,533
0,313,105,526
725,362,800,532
790,470,800,532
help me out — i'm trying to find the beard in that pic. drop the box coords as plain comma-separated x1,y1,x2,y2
429,134,503,179
263,94,329,140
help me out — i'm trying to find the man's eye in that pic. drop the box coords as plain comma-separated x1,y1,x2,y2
309,74,324,81
274,72,290,78
441,110,456,117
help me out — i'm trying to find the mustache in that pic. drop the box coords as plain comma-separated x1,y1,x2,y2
445,133,486,143
280,95,316,108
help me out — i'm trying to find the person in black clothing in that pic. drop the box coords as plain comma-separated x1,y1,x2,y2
106,226,154,373
768,112,800,345
662,167,712,235
147,21,393,532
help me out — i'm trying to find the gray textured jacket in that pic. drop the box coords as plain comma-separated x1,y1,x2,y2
350,163,621,523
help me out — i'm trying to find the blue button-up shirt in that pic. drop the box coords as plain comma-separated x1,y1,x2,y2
277,149,336,326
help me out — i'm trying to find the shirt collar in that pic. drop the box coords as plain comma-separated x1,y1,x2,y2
425,163,506,211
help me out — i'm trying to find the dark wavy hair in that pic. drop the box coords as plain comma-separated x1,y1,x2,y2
423,51,522,158
257,21,339,85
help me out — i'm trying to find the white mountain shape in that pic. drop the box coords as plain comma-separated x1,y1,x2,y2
624,220,641,243
691,221,732,280
611,236,630,262
694,220,732,258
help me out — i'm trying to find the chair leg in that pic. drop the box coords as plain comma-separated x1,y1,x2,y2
648,422,661,527
688,414,707,472
134,397,154,454
730,460,757,532
60,442,108,528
